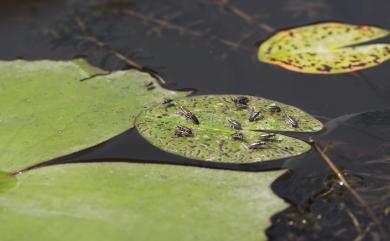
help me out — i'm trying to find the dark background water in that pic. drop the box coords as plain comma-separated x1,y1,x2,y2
1,0,389,240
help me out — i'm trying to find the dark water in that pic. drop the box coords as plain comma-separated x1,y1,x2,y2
1,0,390,240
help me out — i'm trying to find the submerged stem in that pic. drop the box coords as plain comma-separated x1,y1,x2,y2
122,9,253,52
310,139,387,237
208,0,275,33
73,16,167,85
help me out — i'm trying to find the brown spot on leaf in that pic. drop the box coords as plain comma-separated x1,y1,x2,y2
316,65,332,72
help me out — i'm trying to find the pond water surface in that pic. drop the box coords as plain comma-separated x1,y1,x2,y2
1,0,389,240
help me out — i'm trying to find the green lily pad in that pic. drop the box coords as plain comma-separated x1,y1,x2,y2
258,22,390,74
0,163,287,241
0,59,191,172
136,95,323,163
0,172,16,193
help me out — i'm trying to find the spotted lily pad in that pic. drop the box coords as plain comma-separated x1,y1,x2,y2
258,22,390,74
0,163,287,241
0,59,191,172
136,95,323,163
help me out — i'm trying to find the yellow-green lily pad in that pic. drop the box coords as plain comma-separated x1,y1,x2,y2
258,22,390,74
0,163,287,241
136,95,323,163
0,59,191,172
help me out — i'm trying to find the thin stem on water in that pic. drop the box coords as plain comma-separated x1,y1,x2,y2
208,0,275,33
310,139,387,237
73,16,167,85
122,9,253,52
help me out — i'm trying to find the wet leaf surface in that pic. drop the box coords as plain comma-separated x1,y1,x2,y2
136,95,323,163
258,22,390,74
0,59,191,172
0,163,286,241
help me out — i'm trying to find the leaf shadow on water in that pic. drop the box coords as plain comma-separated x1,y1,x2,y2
14,127,307,174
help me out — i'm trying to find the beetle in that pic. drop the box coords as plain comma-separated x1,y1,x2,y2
174,125,193,137
283,110,299,128
179,106,200,125
231,132,244,141
231,96,250,109
162,98,175,108
259,133,276,141
228,119,242,130
145,81,153,87
249,107,262,122
268,103,281,112
249,141,266,149
145,81,155,90
162,98,173,104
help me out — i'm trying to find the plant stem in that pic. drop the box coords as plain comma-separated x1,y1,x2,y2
208,0,275,33
122,9,253,52
73,16,167,85
310,139,387,237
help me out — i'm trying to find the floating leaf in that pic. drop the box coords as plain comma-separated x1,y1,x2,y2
0,163,286,241
0,172,16,193
136,95,323,163
258,22,390,74
0,59,191,172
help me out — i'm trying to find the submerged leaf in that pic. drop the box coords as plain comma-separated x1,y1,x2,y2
0,163,286,241
258,22,390,74
136,95,323,163
0,59,191,172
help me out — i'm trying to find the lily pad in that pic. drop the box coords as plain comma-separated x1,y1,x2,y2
0,172,16,193
0,163,287,241
258,22,390,74
136,95,323,163
0,59,191,172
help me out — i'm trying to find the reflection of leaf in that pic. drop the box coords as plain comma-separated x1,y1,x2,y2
0,163,286,241
346,109,390,130
258,22,390,74
324,109,390,154
136,95,323,163
323,111,363,134
0,59,191,172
